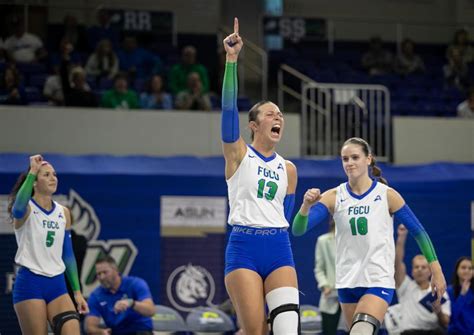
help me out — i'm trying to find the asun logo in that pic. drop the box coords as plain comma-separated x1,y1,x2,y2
166,264,215,312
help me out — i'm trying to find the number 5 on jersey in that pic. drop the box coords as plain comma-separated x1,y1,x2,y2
46,230,56,247
257,178,278,200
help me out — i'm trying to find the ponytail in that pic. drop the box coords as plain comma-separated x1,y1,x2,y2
370,157,388,185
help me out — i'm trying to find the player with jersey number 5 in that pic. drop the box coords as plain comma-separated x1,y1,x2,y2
7,154,88,335
292,137,446,335
221,18,300,335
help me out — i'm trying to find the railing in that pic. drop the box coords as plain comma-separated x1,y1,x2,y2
217,26,268,102
278,64,391,161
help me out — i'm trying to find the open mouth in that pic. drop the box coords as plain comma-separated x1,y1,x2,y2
271,125,281,136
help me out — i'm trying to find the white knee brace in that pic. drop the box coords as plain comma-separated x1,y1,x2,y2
265,287,300,335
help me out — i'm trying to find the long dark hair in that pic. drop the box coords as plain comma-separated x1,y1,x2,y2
342,137,388,185
248,100,273,141
451,256,474,298
7,169,34,222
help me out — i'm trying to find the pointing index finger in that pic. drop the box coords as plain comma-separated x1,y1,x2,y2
234,17,239,35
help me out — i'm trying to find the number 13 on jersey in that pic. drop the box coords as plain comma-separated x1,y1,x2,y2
257,178,278,200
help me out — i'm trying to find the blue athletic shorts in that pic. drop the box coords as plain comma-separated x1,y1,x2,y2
338,287,395,305
225,225,295,279
13,266,68,305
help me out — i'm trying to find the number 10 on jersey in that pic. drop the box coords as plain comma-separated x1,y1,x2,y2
349,217,368,236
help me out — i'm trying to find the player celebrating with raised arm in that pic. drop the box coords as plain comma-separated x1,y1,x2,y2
8,154,88,335
292,137,446,335
221,18,300,335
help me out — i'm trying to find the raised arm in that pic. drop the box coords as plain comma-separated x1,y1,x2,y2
394,224,408,288
11,155,44,229
389,188,446,304
221,18,247,179
292,188,335,236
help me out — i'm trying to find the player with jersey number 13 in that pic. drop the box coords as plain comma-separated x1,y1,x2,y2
292,137,446,335
221,17,301,335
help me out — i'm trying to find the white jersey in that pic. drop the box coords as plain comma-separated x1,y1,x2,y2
227,146,288,228
14,200,66,277
333,181,395,289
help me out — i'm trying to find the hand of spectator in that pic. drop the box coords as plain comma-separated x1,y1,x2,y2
461,278,471,295
9,88,19,98
323,286,332,297
223,17,243,62
397,224,408,238
114,298,133,314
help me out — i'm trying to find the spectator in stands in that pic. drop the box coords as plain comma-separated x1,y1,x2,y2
314,219,344,335
49,36,82,72
169,45,210,95
101,72,139,109
85,39,119,82
117,35,161,79
444,46,471,91
395,224,450,335
56,15,88,53
447,29,474,65
61,42,98,107
457,87,474,118
0,64,26,105
85,256,155,335
175,72,212,111
43,65,64,105
4,16,47,64
447,256,474,334
87,8,120,50
0,38,6,64
361,36,393,75
140,74,173,110
394,38,425,75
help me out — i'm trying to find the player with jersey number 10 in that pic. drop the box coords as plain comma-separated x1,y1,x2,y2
8,154,88,335
221,17,300,335
292,137,446,335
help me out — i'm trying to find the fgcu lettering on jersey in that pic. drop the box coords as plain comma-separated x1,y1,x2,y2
257,166,280,180
42,220,60,229
348,206,370,215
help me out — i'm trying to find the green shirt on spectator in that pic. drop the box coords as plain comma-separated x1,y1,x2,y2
169,64,209,95
101,89,140,109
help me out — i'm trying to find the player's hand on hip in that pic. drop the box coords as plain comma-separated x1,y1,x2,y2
223,17,243,61
303,188,321,207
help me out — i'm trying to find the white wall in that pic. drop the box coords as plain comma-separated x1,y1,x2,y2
393,116,474,164
0,107,301,158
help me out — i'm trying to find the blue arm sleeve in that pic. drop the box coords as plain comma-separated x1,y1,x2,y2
283,194,295,222
62,229,80,291
308,202,331,231
221,62,240,143
394,204,438,263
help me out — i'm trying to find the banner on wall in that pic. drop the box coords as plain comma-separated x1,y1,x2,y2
161,196,228,313
263,16,327,46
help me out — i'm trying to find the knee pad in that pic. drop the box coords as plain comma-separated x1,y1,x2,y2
266,287,300,335
350,313,380,335
52,311,79,335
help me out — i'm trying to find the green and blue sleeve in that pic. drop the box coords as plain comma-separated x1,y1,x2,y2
221,62,240,143
63,230,80,292
394,204,438,263
12,173,36,219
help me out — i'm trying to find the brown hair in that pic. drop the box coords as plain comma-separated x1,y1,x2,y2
248,100,273,141
7,170,33,223
451,256,474,298
95,255,119,270
342,137,388,185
